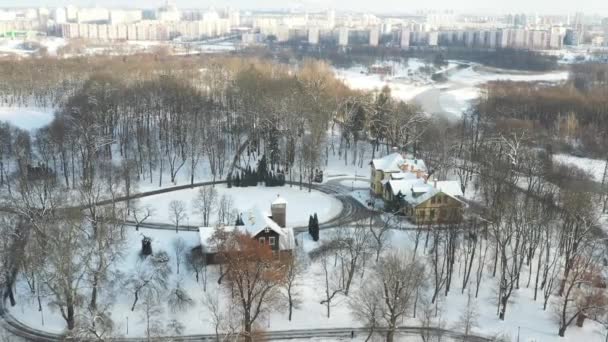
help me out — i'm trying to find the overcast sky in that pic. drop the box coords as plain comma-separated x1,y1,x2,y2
0,0,606,16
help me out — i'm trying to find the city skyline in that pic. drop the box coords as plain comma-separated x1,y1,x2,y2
0,0,606,16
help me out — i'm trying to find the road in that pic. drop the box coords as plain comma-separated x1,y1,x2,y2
101,177,379,233
1,293,491,341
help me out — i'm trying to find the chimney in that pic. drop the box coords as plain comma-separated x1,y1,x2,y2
271,195,287,228
433,178,438,189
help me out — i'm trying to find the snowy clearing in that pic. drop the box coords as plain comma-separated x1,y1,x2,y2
553,154,607,183
0,106,55,131
334,60,569,120
133,184,343,227
10,226,604,340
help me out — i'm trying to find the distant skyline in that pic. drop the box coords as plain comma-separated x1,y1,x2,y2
0,0,607,16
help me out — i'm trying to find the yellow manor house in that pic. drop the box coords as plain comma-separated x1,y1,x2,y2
370,153,465,225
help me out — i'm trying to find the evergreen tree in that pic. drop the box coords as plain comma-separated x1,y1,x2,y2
312,213,320,242
308,215,313,237
227,173,232,188
258,154,268,183
141,236,153,256
235,213,245,226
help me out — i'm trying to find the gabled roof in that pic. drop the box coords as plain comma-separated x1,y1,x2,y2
244,206,285,237
387,179,464,207
372,152,427,173
401,158,428,173
371,153,405,172
198,206,295,251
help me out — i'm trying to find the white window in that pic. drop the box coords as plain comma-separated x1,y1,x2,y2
259,237,265,245
269,237,276,246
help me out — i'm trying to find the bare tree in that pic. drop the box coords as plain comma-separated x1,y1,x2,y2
132,205,154,231
40,213,95,331
125,250,171,311
375,251,427,342
222,233,286,342
330,226,372,295
73,305,116,341
217,194,235,225
194,187,217,227
139,290,164,342
167,279,194,313
202,291,240,342
369,215,393,262
282,253,304,321
185,246,207,289
554,250,602,337
309,240,344,318
169,200,187,233
349,279,380,342
455,289,479,339
172,237,186,274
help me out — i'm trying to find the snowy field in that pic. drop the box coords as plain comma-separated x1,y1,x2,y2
10,226,604,341
0,37,67,57
133,184,343,227
333,59,447,102
0,106,55,131
333,60,569,120
553,154,607,183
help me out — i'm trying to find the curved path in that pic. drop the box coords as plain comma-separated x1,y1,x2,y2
1,294,490,342
105,178,377,232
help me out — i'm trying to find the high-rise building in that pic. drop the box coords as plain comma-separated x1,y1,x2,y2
338,27,349,46
369,26,379,47
76,7,109,23
400,29,410,48
66,5,78,22
158,1,180,22
327,10,335,29
428,31,439,46
228,8,240,27
308,27,319,45
110,10,142,25
54,8,67,24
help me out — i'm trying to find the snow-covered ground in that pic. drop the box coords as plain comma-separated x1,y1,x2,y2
333,60,569,120
553,154,607,183
133,184,343,227
333,59,446,102
0,106,55,131
0,37,67,57
11,226,605,341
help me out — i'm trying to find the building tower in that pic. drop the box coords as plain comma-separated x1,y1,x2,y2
271,196,287,228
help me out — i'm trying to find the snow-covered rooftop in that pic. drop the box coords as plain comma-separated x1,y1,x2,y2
372,153,427,173
272,195,288,205
372,152,404,172
387,178,464,207
199,206,295,251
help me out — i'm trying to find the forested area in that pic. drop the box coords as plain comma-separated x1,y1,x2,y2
0,52,607,341
0,54,429,339
476,63,608,157
285,45,558,71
